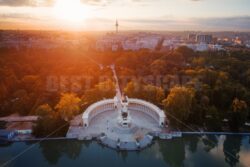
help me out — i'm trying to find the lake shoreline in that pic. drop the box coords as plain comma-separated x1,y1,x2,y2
1,131,250,143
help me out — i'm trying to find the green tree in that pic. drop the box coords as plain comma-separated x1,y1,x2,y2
32,114,69,138
163,86,195,125
150,59,167,75
82,79,115,106
204,106,222,131
11,89,31,115
124,81,143,99
229,98,248,131
35,104,54,117
175,46,195,61
124,81,165,104
142,84,165,104
232,98,247,112
55,93,81,121
192,57,206,67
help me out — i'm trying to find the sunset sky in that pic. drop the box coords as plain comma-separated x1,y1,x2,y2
0,0,250,31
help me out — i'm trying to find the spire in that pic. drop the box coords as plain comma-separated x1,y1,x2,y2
115,20,119,33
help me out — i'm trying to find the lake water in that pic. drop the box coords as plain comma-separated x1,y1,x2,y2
0,135,250,167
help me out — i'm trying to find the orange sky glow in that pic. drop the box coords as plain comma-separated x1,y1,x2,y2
0,0,249,31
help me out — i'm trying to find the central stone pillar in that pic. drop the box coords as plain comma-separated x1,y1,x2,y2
117,95,131,128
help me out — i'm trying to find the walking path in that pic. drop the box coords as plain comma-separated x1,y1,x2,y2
0,115,38,122
4,131,250,144
182,132,250,136
110,64,122,99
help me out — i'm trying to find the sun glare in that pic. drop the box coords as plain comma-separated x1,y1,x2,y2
53,0,88,23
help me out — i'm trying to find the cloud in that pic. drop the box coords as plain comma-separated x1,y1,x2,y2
119,16,250,31
0,0,150,7
0,14,249,31
0,0,55,7
0,13,47,21
193,16,250,30
0,0,114,6
81,0,114,6
0,0,33,6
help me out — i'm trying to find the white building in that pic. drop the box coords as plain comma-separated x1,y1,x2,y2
0,36,84,50
96,34,125,51
245,40,250,48
122,36,161,51
196,43,209,51
209,44,224,51
122,39,139,51
196,34,213,44
162,42,223,52
135,36,161,50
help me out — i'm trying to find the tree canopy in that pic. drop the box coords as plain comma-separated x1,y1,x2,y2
163,86,195,124
55,93,81,121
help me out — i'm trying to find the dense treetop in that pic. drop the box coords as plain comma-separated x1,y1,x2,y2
1,46,250,134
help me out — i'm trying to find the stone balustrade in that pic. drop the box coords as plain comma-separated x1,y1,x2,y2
82,98,166,127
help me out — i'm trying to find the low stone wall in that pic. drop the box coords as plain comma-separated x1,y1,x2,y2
82,98,166,127
128,99,166,126
82,99,115,127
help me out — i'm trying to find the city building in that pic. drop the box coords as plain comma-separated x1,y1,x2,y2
245,40,250,48
95,34,124,51
233,37,243,45
121,35,161,51
188,33,196,42
196,34,213,44
161,38,183,50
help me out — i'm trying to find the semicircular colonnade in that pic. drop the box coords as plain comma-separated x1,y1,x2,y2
82,98,166,127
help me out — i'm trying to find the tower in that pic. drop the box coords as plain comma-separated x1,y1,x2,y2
115,20,119,33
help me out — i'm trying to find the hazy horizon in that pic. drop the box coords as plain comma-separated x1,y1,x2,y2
0,0,250,31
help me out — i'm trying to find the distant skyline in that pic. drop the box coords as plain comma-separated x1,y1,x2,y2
0,0,250,31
